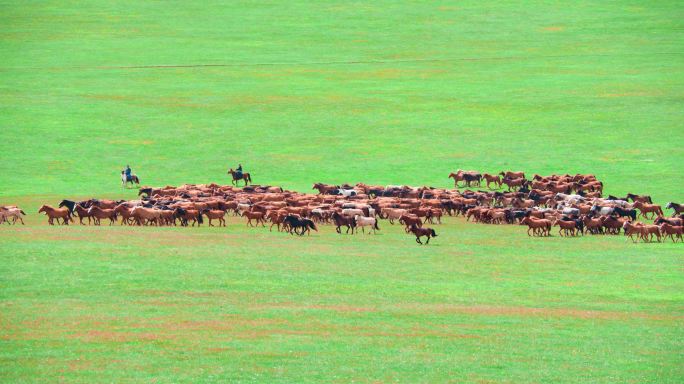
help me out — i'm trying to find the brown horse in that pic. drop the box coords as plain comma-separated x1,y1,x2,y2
502,177,528,192
632,201,664,220
201,209,227,227
482,173,502,189
520,217,551,237
267,211,287,232
73,204,94,225
38,205,72,225
500,171,525,179
131,207,162,226
448,170,481,188
312,183,339,195
227,169,252,186
582,215,604,235
114,204,135,225
623,221,661,243
555,219,579,237
243,211,265,227
409,224,437,244
659,223,683,242
88,206,118,226
399,214,423,233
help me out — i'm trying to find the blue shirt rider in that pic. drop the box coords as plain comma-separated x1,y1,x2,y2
235,164,243,178
125,165,132,180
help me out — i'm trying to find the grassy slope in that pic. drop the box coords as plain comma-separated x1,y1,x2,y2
0,1,683,382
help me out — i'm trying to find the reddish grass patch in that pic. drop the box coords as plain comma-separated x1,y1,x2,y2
394,303,679,321
252,302,377,313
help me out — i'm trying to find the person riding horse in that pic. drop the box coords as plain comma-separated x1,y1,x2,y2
124,165,132,181
235,164,243,179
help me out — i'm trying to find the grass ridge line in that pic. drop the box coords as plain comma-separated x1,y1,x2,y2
1,52,682,72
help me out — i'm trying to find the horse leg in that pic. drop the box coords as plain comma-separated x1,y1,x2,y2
415,236,422,244
425,235,430,244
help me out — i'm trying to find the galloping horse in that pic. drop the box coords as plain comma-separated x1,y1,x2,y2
38,205,72,225
227,169,252,186
666,202,683,216
121,171,140,188
283,215,318,236
409,224,437,244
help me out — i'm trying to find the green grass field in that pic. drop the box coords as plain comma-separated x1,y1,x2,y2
1,1,683,382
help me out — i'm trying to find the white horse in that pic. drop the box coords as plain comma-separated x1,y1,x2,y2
354,215,379,234
121,171,140,188
337,189,357,197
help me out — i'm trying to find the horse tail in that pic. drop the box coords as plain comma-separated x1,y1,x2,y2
197,212,204,224
430,229,437,237
20,210,26,215
374,220,379,230
247,174,252,184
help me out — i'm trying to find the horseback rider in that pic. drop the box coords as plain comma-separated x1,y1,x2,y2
124,165,132,181
235,164,243,179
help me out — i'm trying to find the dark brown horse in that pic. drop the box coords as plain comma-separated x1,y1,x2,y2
227,169,252,186
331,212,356,234
409,224,437,244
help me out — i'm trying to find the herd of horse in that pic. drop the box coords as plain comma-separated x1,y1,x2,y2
4,170,683,244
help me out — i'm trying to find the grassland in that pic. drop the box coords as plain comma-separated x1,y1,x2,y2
0,1,683,382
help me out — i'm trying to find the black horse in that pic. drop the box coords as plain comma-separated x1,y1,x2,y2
59,199,97,214
612,206,637,221
173,207,204,227
283,215,317,236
